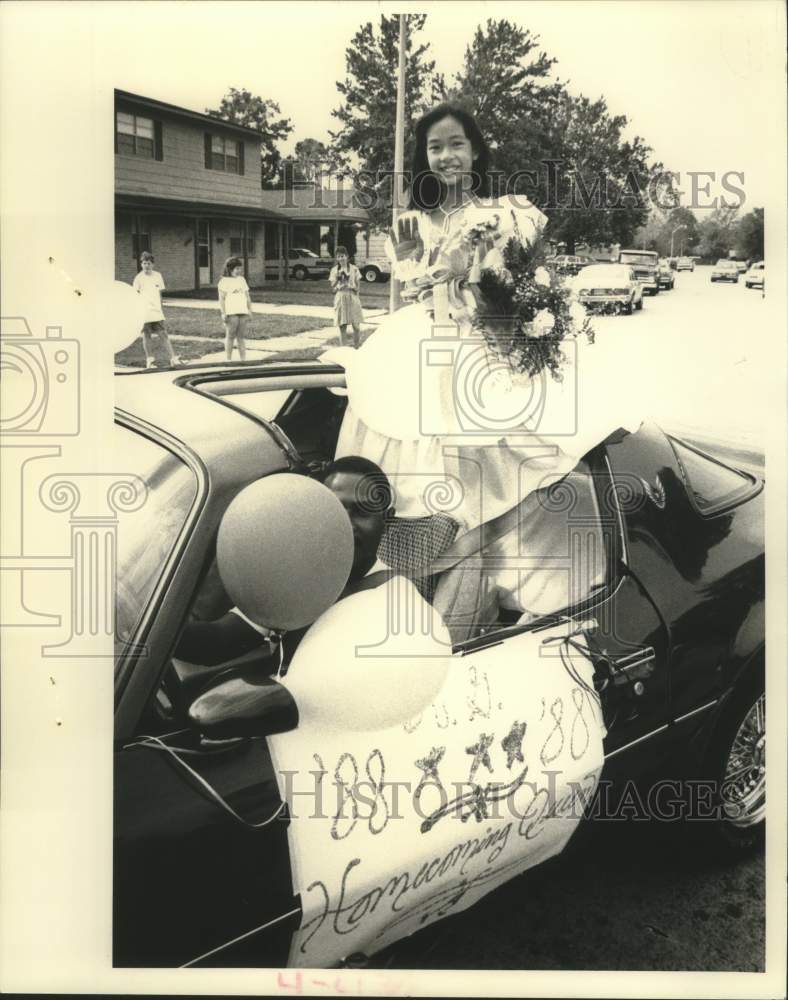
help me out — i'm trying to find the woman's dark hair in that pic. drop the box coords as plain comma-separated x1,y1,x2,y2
408,103,492,211
335,245,348,257
222,256,244,277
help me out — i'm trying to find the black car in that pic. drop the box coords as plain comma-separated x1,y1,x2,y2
114,361,765,969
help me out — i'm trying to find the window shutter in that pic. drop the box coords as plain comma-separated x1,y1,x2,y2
204,133,212,169
238,140,245,176
154,120,163,161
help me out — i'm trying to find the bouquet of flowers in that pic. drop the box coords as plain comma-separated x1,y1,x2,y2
459,216,595,381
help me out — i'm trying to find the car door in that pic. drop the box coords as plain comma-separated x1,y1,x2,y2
113,416,298,969
261,455,670,968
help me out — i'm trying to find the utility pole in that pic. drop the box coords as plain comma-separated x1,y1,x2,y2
389,13,407,315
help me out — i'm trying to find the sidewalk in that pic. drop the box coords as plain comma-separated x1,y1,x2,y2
162,297,387,361
164,297,388,322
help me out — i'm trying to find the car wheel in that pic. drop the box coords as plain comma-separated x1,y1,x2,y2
702,676,765,858
292,266,307,281
362,266,380,283
635,297,643,310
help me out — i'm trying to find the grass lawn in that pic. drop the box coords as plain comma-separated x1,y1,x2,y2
158,306,334,340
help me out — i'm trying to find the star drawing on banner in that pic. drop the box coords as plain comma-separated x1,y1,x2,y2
414,745,446,795
501,720,527,769
465,732,494,783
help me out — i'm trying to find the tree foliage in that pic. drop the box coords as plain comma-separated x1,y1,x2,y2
734,207,764,261
696,205,740,261
206,87,293,187
330,14,436,225
330,15,674,249
635,206,701,256
293,138,333,183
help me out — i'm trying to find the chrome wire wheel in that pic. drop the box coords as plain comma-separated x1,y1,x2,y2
721,693,765,829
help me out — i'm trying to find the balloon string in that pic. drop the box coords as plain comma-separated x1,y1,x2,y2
129,734,286,830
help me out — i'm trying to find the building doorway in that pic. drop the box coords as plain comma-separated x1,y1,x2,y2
197,219,212,286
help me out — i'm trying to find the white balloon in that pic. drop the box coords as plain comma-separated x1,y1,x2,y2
284,576,451,732
102,280,148,354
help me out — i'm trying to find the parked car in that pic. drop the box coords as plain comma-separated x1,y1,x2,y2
265,248,333,281
710,259,740,283
657,259,675,290
676,257,695,272
113,360,764,969
617,249,659,294
547,254,595,277
744,261,765,289
733,260,749,273
572,263,644,313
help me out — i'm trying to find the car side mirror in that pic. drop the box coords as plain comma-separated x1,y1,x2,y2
188,665,298,739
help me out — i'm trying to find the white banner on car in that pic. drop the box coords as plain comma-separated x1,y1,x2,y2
267,587,605,969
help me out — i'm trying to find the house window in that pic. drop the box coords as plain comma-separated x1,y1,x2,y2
206,134,244,174
229,222,256,258
132,220,151,260
116,112,157,158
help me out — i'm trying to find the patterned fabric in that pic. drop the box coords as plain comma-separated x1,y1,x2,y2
377,513,460,601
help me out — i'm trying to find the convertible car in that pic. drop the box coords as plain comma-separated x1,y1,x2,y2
114,360,765,969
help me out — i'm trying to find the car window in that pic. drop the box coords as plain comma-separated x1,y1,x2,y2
669,438,757,515
619,252,656,265
114,423,199,666
458,463,609,637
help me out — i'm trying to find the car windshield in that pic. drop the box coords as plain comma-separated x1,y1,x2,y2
295,249,319,258
114,423,199,670
716,259,735,266
619,252,656,265
577,265,630,283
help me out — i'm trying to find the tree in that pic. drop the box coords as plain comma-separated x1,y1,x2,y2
734,207,764,261
206,87,293,187
696,205,739,261
330,14,436,227
445,21,670,253
293,138,332,184
441,19,560,144
635,206,700,256
539,93,659,253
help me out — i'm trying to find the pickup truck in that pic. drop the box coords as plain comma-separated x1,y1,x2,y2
354,255,391,283
618,249,660,295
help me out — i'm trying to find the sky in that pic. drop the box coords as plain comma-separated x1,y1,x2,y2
89,0,785,215
19,0,788,214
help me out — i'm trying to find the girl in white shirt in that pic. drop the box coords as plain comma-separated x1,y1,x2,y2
218,256,253,360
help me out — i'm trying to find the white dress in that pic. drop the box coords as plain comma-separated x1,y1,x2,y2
336,194,645,537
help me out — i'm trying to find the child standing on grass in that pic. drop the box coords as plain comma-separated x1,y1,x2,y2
329,246,364,349
132,252,180,368
218,256,252,361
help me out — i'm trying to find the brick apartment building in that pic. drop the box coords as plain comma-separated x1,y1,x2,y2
114,90,375,292
114,90,290,292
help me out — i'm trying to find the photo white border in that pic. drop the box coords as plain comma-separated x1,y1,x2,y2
1,2,785,996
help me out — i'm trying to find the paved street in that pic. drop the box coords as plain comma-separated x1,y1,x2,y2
586,267,768,457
